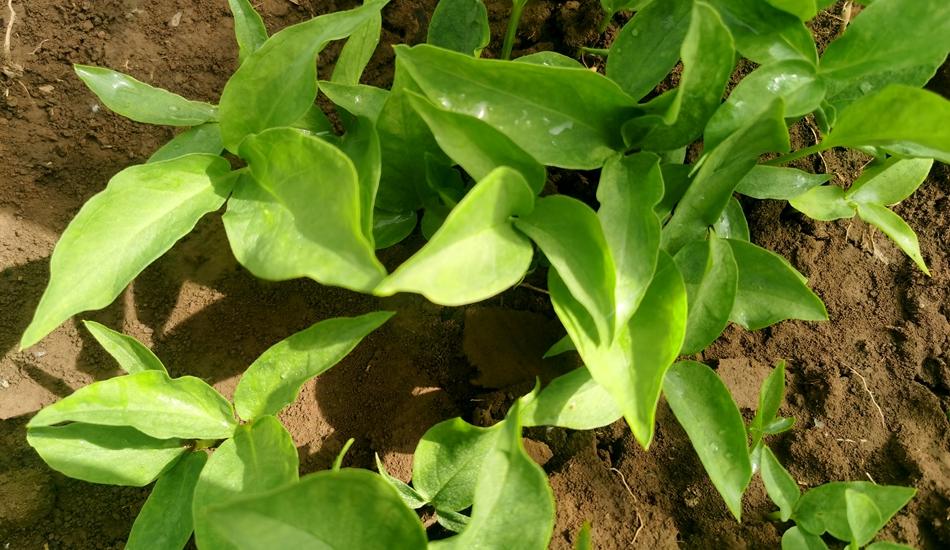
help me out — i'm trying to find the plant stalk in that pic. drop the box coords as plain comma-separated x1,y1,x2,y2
765,144,825,167
501,2,527,60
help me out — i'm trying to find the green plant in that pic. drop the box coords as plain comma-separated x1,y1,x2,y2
21,0,950,546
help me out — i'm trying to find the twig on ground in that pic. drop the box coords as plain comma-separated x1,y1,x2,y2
3,0,14,62
847,366,888,431
519,282,549,295
610,467,634,498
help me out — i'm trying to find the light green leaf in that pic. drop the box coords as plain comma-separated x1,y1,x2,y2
663,360,752,520
846,489,884,546
515,51,584,68
337,115,383,244
218,1,386,151
395,44,638,169
543,334,576,358
606,0,693,101
734,165,831,200
522,367,622,430
331,5,381,86
320,81,390,122
728,239,827,329
789,185,856,221
228,0,268,65
205,469,427,550
375,167,535,305
373,209,417,249
82,321,166,375
435,508,471,533
794,482,915,544
766,0,817,21
74,65,218,126
26,424,186,487
855,202,929,275
655,164,693,220
781,526,830,550
750,361,786,441
575,522,593,550
223,128,386,292
760,446,799,522
21,154,232,349
290,104,334,135
126,451,207,550
705,0,817,64
28,371,236,440
375,454,427,509
845,157,933,206
148,123,224,163
427,0,490,56
866,542,915,550
673,235,738,354
193,416,300,550
713,197,750,241
413,418,501,512
234,312,394,421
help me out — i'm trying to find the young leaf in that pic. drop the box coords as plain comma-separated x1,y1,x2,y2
605,0,692,101
227,0,268,65
789,185,856,221
413,418,501,512
234,312,394,421
126,451,207,550
375,454,427,509
760,446,800,522
663,360,753,520
750,361,786,440
713,197,751,242
331,5,382,86
845,157,933,206
320,81,390,122
734,166,831,200
794,482,915,544
855,202,929,275
575,521,593,550
21,154,232,349
374,167,535,305
395,44,639,169
673,235,738,354
543,334,576,358
82,321,166,375
193,416,300,550
704,0,817,64
521,367,623,430
427,0,490,57
373,209,417,249
218,1,386,150
846,489,884,547
728,239,827,330
26,424,186,487
147,123,224,163
28,371,237,440
205,469,427,549
223,128,387,292
781,526,830,550
74,65,218,126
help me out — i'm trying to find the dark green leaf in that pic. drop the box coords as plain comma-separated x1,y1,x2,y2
713,197,750,241
373,209,417,249
148,123,223,163
413,418,500,512
228,0,268,65
82,321,166,375
521,366,622,430
855,202,929,275
673,235,738,354
760,446,799,522
126,451,207,550
427,0,490,56
734,165,830,200
655,164,693,220
794,482,914,544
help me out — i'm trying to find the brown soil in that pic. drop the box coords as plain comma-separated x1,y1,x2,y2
1,1,947,549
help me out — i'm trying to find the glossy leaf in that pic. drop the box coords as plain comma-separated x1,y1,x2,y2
794,482,915,544
728,239,827,330
789,185,856,221
193,416,300,550
331,5,382,86
320,81,390,122
515,51,584,69
228,0,268,65
26,424,186,487
705,0,817,64
218,1,386,150
781,526,829,550
846,157,933,206
28,371,236,440
606,0,693,101
427,0,490,56
74,65,218,126
375,167,535,305
82,321,166,375
21,154,232,349
522,367,622,430
375,454,427,509
413,418,500,512
713,197,750,241
734,165,830,200
663,360,752,520
148,123,224,163
234,312,394,421
205,469,427,550
673,235,738,354
126,451,207,550
760,446,799,522
855,202,929,275
846,489,883,546
373,209,417,249
395,44,638,169
223,129,386,292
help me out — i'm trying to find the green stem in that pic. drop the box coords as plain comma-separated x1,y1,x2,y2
502,3,527,60
764,144,825,166
332,437,356,472
579,46,610,57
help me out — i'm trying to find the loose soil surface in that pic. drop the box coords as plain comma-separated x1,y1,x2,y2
1,1,947,548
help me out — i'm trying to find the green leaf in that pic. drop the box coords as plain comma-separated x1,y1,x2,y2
846,489,883,546
713,197,751,241
427,0,490,56
126,451,207,550
395,44,638,169
673,235,738,354
337,115,383,245
21,154,232,349
218,1,386,151
845,157,933,206
601,0,650,19
148,123,224,163
734,165,831,200
866,542,915,550
331,4,382,86
26,424,186,487
781,526,830,550
605,0,692,101
228,0,268,65
766,0,817,21
373,209,417,249
290,104,334,135
789,185,856,221
407,91,546,194
706,60,826,150
320,81,390,122
760,446,799,522
521,367,622,430
728,239,827,330
435,508,471,533
543,335,576,358
855,202,930,275
794,482,915,544
750,361,786,440
82,321,166,375
375,454,427,509
663,360,753,520
234,312,394,421
28,371,236,440
205,469,427,549
223,129,386,292
704,0,817,64
413,418,501,512
430,401,554,550
627,2,735,152
819,0,950,111
575,522,593,550
597,153,664,328
515,51,585,69
193,416,300,550
74,65,218,126
375,167,535,305
655,164,693,220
